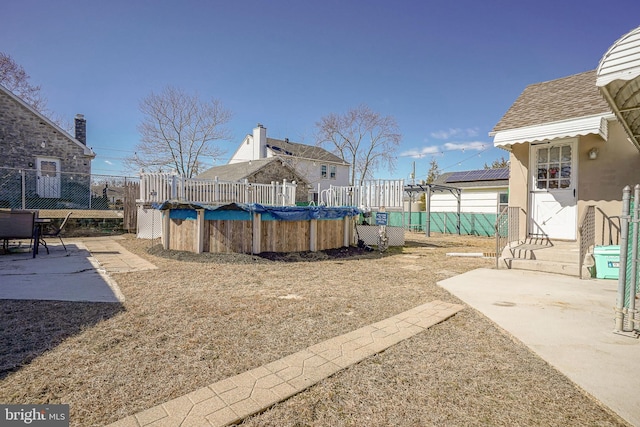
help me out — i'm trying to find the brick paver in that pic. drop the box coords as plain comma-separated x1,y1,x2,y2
106,300,463,427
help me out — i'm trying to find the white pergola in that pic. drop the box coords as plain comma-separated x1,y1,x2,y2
404,183,461,237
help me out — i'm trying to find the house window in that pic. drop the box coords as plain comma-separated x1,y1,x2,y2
330,165,336,179
321,164,327,179
498,192,508,213
536,144,572,190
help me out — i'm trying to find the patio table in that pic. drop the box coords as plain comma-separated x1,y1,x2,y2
33,218,51,257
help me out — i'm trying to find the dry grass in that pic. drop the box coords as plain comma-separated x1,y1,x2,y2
0,232,628,427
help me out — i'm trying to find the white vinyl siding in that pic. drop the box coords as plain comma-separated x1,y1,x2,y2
430,189,503,214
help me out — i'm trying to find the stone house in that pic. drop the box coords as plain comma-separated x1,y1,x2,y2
196,157,310,204
0,84,95,208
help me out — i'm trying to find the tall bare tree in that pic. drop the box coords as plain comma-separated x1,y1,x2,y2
0,52,47,112
129,86,232,178
315,105,401,185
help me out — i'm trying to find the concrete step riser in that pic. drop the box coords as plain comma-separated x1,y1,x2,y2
506,259,581,277
522,248,580,263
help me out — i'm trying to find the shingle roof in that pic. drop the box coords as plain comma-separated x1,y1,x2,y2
197,158,281,181
432,168,509,189
492,70,611,133
266,138,345,163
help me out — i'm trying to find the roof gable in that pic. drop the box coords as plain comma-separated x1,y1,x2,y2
197,157,308,185
0,84,95,157
492,70,611,133
266,138,345,163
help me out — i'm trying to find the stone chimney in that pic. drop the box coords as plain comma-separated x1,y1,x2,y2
253,123,266,159
75,114,86,145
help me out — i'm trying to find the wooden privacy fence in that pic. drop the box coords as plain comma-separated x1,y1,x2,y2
139,173,298,206
123,181,139,232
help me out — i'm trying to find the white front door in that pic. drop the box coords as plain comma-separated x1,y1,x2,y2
529,140,577,240
36,157,61,198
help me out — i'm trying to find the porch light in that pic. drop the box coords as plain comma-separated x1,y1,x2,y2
588,148,599,160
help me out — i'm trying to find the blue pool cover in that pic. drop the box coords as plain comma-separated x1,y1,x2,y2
154,201,361,221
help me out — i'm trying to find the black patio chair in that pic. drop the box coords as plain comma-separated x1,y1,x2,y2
40,212,72,253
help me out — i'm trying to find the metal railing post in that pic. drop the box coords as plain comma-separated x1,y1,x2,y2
616,185,631,332
628,185,640,329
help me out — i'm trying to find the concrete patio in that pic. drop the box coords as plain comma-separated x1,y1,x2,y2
439,268,640,427
0,237,156,303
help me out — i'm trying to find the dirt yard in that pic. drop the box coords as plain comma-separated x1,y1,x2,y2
0,232,628,426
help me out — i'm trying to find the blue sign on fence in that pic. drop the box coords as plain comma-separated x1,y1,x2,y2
375,212,388,225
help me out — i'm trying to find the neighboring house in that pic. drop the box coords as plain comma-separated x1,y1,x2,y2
0,84,96,208
490,25,640,246
417,168,509,236
431,168,509,215
227,124,350,202
196,157,310,204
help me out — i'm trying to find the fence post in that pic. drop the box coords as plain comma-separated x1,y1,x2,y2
616,185,631,332
629,185,640,329
21,169,26,209
271,181,276,205
171,175,177,200
282,179,287,205
425,185,431,237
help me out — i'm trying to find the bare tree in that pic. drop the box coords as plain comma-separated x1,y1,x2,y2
315,105,401,185
0,52,47,112
128,86,232,178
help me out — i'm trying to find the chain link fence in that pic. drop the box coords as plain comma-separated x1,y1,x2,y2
0,167,139,233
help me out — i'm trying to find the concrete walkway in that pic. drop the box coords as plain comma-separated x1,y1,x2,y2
438,268,640,427
77,237,158,274
107,300,463,427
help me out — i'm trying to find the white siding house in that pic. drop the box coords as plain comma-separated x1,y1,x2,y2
430,169,509,214
421,168,509,236
228,124,350,202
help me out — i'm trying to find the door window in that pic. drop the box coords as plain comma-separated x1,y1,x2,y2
536,144,572,190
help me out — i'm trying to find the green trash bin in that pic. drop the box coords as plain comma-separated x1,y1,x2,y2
593,245,620,280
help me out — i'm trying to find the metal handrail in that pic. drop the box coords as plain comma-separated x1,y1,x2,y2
495,206,520,269
578,205,595,279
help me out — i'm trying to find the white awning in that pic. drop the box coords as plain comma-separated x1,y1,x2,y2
597,26,640,150
491,115,610,148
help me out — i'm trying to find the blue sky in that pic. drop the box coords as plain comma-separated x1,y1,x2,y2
3,1,639,180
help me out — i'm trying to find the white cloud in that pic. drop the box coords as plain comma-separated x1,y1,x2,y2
400,146,441,158
104,160,113,165
430,127,480,140
443,141,487,151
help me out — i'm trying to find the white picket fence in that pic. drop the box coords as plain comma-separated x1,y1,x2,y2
321,179,404,210
138,173,298,206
